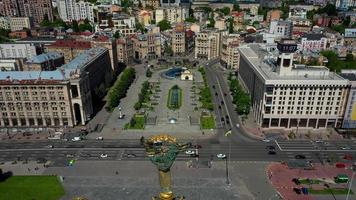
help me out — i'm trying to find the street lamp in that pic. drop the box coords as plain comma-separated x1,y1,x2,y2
346,165,356,200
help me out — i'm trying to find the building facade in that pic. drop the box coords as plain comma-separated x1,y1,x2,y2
0,43,42,59
300,33,328,52
0,17,10,30
132,27,161,60
194,29,221,60
155,6,188,24
57,0,95,22
117,37,134,65
46,39,91,63
340,70,356,129
0,58,23,71
171,24,186,55
0,0,53,25
9,17,33,31
238,41,349,129
269,20,293,39
220,33,240,70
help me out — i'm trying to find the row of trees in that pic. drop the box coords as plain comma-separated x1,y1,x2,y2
229,76,250,116
134,81,151,110
321,51,356,72
107,67,136,111
198,67,214,111
41,15,93,32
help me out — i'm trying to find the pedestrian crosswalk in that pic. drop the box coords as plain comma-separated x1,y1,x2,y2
275,140,356,152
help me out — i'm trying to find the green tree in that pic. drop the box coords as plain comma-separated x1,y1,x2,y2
113,30,121,38
0,28,10,43
72,20,79,32
157,20,172,31
219,7,230,16
135,21,145,32
228,18,234,33
146,68,153,77
346,54,354,62
185,17,197,23
343,16,351,27
207,18,215,28
40,14,51,27
233,4,241,11
318,3,337,16
79,20,92,32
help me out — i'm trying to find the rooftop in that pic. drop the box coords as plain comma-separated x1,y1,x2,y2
27,52,63,64
302,33,325,40
238,43,346,83
48,39,91,49
60,47,107,78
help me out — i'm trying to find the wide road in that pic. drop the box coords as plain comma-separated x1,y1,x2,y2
1,139,356,167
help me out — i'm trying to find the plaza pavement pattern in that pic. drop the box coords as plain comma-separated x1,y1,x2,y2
39,160,277,200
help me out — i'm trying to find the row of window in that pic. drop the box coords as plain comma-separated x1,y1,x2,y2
2,112,67,117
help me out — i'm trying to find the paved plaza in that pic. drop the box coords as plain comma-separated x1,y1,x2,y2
37,160,276,200
88,64,216,140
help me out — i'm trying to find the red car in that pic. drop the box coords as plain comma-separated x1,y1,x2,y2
343,155,353,161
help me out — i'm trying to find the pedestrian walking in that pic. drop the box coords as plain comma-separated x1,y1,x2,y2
115,171,118,175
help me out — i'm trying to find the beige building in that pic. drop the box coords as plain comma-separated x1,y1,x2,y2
46,39,91,63
214,18,226,31
155,7,188,24
10,17,33,31
0,47,113,128
143,0,160,9
194,29,221,60
138,10,152,26
117,37,134,65
220,33,240,70
171,23,186,56
132,26,161,60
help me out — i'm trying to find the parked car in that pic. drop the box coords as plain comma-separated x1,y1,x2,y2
100,154,108,158
217,153,226,159
340,146,352,150
262,138,271,143
268,151,276,155
185,150,195,155
295,155,306,159
45,145,53,148
266,145,275,150
96,137,103,140
71,137,82,142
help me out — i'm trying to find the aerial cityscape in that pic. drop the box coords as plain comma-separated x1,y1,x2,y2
0,0,355,199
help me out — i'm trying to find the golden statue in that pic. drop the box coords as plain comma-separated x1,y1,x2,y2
142,134,190,200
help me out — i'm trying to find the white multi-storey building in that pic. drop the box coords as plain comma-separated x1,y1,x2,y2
220,33,240,70
0,43,41,59
57,0,95,22
238,40,349,130
194,29,221,60
269,20,293,39
0,17,10,30
300,33,327,52
9,17,33,31
155,7,188,24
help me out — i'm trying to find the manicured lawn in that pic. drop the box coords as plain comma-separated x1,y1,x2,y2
309,188,353,195
125,114,145,129
0,176,65,200
167,85,182,110
201,116,215,129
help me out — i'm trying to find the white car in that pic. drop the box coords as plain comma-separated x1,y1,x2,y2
96,137,103,140
236,123,240,128
341,146,351,150
217,153,226,159
262,138,271,143
100,154,108,158
45,145,53,148
71,137,81,142
185,150,195,155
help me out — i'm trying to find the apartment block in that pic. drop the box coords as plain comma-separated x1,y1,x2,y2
0,43,42,59
340,70,356,129
155,7,188,24
117,37,134,65
0,0,53,25
91,36,118,74
171,23,186,56
0,59,23,71
220,33,240,70
57,0,95,22
238,40,349,130
194,29,221,60
300,33,327,52
9,17,33,31
0,17,10,30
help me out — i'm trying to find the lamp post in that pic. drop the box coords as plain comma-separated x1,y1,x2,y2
346,165,356,200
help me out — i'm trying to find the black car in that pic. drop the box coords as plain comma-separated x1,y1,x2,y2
215,92,218,96
224,93,227,96
266,145,276,150
295,155,306,159
221,117,225,121
268,151,276,155
218,106,221,109
221,101,224,105
293,188,301,194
